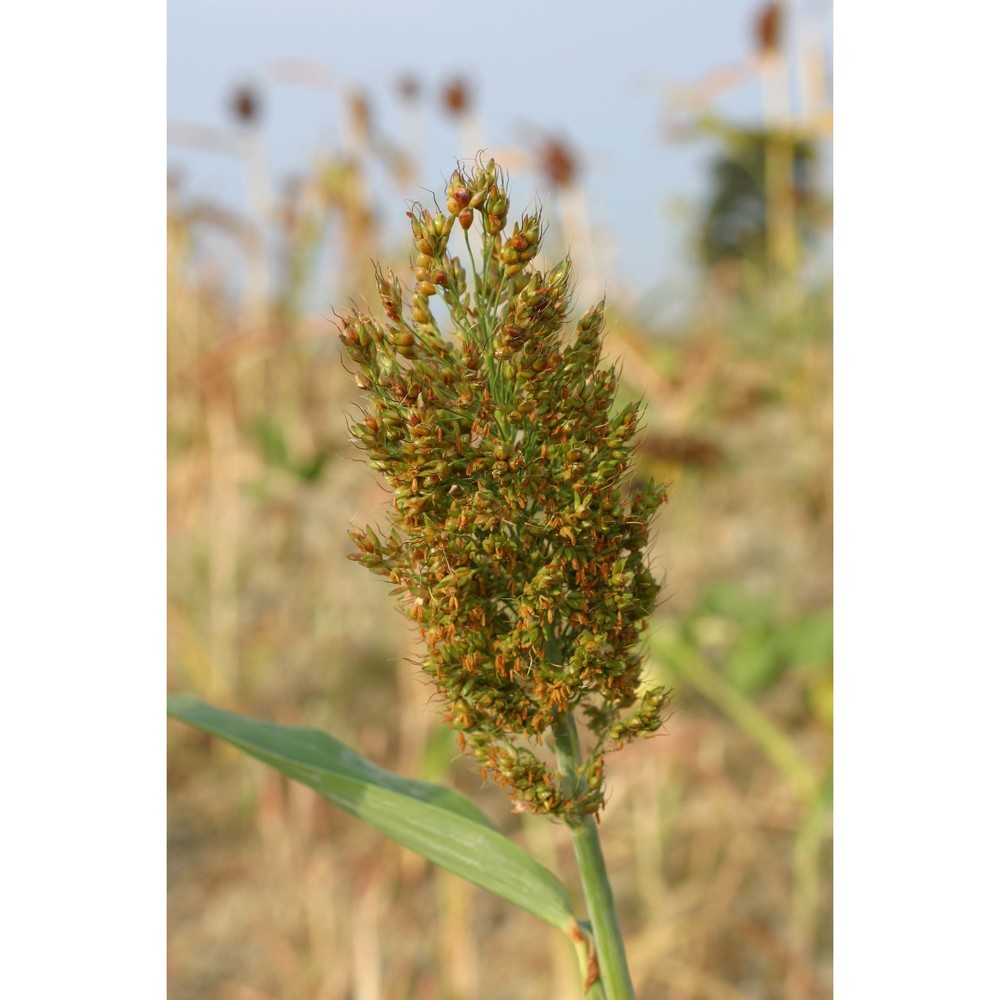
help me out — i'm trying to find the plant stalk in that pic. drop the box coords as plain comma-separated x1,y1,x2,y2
554,711,638,1000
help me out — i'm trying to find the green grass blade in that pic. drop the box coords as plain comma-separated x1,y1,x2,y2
168,694,576,932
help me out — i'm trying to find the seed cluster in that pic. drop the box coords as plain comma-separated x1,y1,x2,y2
340,160,668,821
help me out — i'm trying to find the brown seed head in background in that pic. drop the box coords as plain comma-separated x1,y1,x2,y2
396,73,421,102
754,1,784,56
229,84,262,126
441,77,472,117
537,135,578,189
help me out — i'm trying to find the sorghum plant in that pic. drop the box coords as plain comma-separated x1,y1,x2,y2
338,159,669,996
170,157,669,1000
341,158,668,823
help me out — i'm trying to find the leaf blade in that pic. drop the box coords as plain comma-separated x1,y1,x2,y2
168,695,576,932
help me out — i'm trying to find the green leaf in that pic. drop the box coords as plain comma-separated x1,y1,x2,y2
168,695,577,932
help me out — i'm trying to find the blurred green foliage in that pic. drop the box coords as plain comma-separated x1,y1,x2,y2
697,120,823,272
682,582,832,696
250,416,332,484
654,581,833,739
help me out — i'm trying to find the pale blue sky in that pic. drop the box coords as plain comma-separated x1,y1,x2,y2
168,0,831,316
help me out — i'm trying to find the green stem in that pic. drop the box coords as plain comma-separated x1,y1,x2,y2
553,711,637,1000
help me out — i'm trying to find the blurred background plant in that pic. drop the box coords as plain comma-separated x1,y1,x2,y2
167,1,831,997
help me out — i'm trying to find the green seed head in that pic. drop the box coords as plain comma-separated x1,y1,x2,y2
339,160,669,822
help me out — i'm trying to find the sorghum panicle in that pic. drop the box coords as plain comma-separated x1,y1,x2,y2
340,158,669,823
